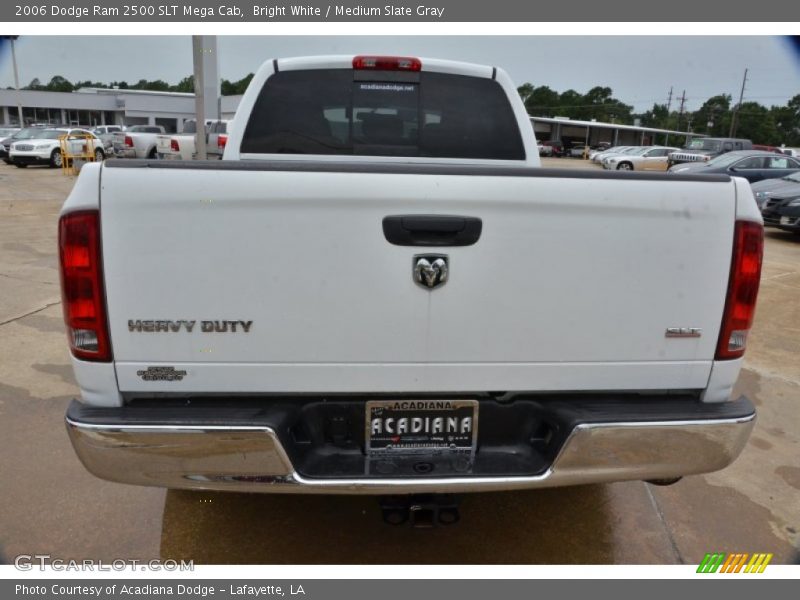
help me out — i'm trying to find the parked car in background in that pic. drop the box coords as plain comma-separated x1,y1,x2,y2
668,137,753,167
0,126,20,139
761,195,800,229
569,144,588,158
10,128,104,168
91,125,124,151
773,199,800,234
206,120,230,159
592,145,634,163
1,127,40,163
601,146,650,169
112,125,166,159
752,144,786,154
537,143,553,157
780,147,800,158
541,140,564,157
668,150,800,183
751,172,800,208
603,146,679,171
156,119,216,160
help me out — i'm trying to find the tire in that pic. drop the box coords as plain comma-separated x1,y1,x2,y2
14,163,27,168
50,149,62,169
617,162,633,171
94,148,105,162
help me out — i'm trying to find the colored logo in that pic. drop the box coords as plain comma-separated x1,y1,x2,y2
697,552,773,573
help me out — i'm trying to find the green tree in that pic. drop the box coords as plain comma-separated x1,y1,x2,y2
638,103,671,129
581,86,633,123
73,80,108,89
517,83,534,105
171,75,195,93
525,85,561,117
45,75,74,92
734,102,779,144
771,94,800,146
128,79,170,92
558,89,583,119
691,94,732,137
221,73,254,95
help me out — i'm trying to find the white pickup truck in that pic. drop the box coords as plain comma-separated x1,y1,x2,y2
60,56,763,502
111,124,165,159
155,119,219,160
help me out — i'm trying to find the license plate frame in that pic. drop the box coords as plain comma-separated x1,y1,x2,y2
365,399,478,457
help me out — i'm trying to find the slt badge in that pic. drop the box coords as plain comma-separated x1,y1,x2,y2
414,254,449,289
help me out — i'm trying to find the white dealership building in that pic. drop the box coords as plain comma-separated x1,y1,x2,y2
0,87,243,133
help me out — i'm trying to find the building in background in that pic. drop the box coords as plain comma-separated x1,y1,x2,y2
531,116,701,148
0,87,241,132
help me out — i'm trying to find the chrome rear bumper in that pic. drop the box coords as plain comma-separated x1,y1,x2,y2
65,397,755,494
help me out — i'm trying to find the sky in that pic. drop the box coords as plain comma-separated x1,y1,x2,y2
0,36,798,112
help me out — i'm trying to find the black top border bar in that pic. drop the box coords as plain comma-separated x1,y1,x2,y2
4,0,798,22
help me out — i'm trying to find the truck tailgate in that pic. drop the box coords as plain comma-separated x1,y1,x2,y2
100,162,736,395
155,135,174,157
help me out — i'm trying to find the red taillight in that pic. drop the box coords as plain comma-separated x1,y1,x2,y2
716,220,763,360
352,55,422,71
170,139,180,152
124,135,133,147
218,134,228,149
58,211,111,362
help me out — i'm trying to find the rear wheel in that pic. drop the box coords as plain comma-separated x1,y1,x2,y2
617,162,633,171
50,149,62,168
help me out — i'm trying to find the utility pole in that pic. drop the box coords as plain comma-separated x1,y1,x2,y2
192,36,207,160
2,36,24,127
665,86,673,145
676,90,686,133
729,68,748,138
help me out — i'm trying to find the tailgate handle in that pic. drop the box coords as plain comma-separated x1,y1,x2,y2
382,215,482,246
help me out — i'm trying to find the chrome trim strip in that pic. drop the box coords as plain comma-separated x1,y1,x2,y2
65,412,755,495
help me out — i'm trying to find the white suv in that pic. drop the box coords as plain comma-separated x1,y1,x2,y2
10,128,104,168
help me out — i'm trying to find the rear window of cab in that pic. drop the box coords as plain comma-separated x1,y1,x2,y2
241,69,525,160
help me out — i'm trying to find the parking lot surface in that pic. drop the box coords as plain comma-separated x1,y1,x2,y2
0,159,798,564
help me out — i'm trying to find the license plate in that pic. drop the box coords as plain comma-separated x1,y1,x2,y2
365,399,478,456
780,216,794,225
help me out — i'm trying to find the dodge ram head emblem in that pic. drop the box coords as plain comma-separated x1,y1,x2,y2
413,255,448,289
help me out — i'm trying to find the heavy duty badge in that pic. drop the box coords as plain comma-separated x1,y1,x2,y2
128,320,253,333
413,255,448,289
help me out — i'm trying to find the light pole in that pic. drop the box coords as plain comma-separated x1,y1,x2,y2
2,36,24,126
192,36,207,160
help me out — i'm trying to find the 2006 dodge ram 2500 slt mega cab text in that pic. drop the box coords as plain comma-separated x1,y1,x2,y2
61,56,763,498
